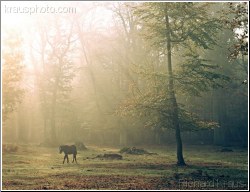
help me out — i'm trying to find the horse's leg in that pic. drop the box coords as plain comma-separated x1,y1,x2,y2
75,155,77,164
72,154,76,163
66,155,69,163
63,155,66,164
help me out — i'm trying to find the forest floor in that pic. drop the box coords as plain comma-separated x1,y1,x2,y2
2,144,248,190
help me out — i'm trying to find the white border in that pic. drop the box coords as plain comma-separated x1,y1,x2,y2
0,0,249,191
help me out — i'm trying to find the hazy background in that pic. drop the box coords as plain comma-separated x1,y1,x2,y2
2,1,248,148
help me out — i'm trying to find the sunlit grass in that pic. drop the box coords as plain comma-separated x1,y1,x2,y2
2,144,248,190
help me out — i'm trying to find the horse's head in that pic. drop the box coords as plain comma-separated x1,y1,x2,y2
59,146,63,154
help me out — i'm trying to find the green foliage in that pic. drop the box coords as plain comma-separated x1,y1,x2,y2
134,2,222,50
117,86,220,132
178,109,220,131
117,2,230,133
2,31,25,121
222,2,248,60
175,47,230,96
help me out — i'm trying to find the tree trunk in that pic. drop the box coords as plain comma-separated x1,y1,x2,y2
50,99,57,143
50,69,60,144
164,5,186,166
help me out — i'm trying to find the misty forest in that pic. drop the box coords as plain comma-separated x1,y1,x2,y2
2,1,248,190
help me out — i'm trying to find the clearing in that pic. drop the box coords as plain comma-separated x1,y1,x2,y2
2,144,248,190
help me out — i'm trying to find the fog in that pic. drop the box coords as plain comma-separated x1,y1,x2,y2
2,1,248,149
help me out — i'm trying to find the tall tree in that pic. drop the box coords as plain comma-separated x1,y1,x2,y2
2,30,25,122
130,2,225,165
40,16,77,144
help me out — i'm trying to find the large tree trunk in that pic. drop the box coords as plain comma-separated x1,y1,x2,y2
50,67,60,145
50,98,57,144
164,5,186,166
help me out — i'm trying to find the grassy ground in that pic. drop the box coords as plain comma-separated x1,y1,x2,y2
2,144,248,190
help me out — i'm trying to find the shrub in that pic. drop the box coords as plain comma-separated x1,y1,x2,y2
3,144,18,153
119,147,149,155
75,141,87,150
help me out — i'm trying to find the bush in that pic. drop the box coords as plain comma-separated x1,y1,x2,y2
95,153,123,160
3,144,18,153
75,141,87,150
119,147,149,155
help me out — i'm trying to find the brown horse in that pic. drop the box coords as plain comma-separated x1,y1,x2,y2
59,145,77,164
